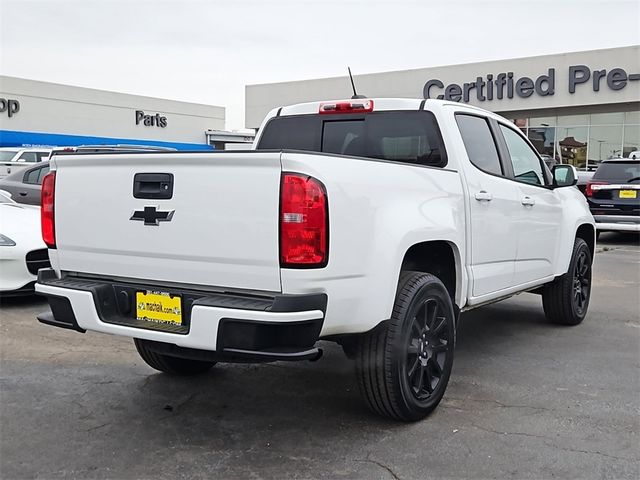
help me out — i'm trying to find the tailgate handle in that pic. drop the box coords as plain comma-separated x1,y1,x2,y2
133,173,173,199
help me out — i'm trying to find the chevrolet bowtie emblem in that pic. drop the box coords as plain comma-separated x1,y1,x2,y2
130,206,175,226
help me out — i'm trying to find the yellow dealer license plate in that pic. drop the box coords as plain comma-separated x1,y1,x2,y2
619,190,637,199
136,291,182,325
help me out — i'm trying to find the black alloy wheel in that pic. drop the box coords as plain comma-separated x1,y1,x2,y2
404,298,450,401
355,272,456,421
572,249,591,316
542,237,593,326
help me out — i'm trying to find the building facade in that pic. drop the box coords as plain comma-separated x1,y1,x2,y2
0,76,225,150
245,46,640,169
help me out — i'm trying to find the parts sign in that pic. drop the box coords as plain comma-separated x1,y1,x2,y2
135,110,167,128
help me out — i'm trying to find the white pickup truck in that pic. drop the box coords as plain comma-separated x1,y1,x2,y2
35,98,595,421
0,148,51,178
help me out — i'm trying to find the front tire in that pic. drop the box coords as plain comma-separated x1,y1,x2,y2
134,338,216,375
355,272,456,421
542,237,593,326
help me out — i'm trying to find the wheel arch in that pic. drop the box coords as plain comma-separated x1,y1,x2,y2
575,223,596,259
398,240,462,309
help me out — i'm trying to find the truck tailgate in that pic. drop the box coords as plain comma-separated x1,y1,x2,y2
52,152,283,292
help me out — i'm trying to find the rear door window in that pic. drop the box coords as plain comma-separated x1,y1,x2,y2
24,166,43,184
258,111,447,168
455,114,503,176
23,165,50,185
36,165,50,184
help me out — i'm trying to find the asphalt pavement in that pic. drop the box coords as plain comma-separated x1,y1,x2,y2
1,232,638,479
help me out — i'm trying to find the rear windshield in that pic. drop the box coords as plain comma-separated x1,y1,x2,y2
257,111,447,167
593,161,640,183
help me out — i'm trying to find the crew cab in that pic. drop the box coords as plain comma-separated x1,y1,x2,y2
35,98,595,421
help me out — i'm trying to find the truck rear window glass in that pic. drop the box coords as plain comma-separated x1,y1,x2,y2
256,116,320,152
593,161,640,183
257,111,447,168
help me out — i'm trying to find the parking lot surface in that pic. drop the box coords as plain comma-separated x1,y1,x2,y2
1,233,639,480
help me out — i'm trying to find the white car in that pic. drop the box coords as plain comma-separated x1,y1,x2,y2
0,191,50,295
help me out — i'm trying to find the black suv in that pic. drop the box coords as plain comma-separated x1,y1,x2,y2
586,158,640,235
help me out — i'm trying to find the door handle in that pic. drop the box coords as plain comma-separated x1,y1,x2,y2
474,191,493,202
133,173,173,200
521,196,535,206
18,192,27,196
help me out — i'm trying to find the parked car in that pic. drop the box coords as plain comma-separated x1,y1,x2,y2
0,147,51,178
35,98,595,421
0,191,50,295
49,144,177,156
576,170,595,196
0,146,176,206
0,162,50,205
586,157,640,234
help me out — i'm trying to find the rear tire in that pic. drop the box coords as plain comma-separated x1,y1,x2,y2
134,338,216,375
542,238,592,326
355,272,456,421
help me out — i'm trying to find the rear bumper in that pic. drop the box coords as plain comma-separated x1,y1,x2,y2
35,269,326,362
593,215,640,232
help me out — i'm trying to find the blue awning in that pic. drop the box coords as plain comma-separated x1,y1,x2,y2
0,129,214,151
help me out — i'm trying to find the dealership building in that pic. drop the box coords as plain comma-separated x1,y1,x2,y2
246,46,640,169
0,76,253,150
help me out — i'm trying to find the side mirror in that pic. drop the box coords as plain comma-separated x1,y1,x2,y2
553,164,578,187
0,189,12,199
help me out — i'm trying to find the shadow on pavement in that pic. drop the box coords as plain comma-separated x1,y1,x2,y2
597,231,639,246
0,293,47,307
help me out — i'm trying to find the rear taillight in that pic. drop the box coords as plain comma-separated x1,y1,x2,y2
41,171,56,248
280,173,328,267
586,181,607,197
319,99,373,114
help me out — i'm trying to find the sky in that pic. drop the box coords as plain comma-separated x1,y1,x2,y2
1,0,639,131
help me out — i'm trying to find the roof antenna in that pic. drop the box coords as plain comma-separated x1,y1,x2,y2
348,67,367,99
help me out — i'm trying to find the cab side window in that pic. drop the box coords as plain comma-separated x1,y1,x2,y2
455,114,503,176
499,125,547,186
